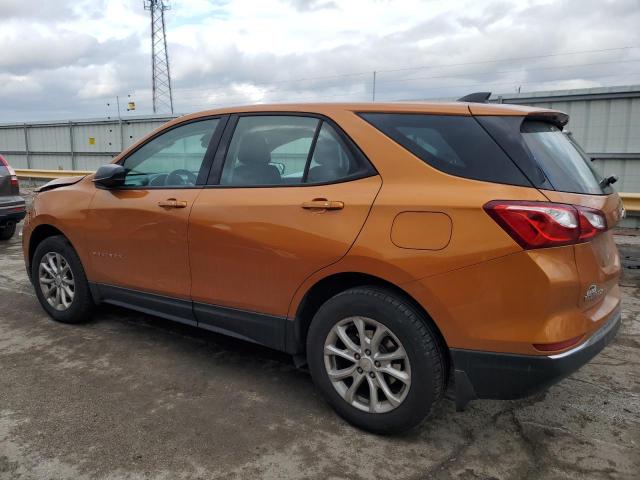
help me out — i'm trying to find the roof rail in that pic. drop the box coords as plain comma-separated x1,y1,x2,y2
457,92,492,103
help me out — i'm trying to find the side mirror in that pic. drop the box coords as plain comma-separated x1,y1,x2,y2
93,164,126,189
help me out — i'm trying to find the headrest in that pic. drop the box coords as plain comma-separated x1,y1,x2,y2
313,138,341,167
238,132,271,165
200,132,212,148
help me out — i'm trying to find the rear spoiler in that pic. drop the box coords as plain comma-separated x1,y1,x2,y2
460,91,569,127
525,110,569,127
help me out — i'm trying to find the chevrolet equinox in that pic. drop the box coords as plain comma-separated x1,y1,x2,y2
23,98,623,433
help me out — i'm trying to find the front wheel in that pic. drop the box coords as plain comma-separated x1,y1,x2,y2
32,235,94,324
306,286,447,434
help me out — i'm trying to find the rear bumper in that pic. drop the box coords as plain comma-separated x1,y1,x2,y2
0,198,26,224
451,307,621,409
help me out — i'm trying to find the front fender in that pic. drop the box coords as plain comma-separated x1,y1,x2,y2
25,177,97,277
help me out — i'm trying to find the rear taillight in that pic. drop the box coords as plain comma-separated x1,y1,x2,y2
578,206,606,241
7,166,19,188
0,155,18,188
484,200,607,249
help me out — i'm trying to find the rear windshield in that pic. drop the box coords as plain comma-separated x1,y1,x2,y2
521,121,609,195
359,113,530,186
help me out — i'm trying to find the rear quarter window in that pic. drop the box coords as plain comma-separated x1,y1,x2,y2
359,113,530,187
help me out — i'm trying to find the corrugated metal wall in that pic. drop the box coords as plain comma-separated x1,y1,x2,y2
0,116,173,171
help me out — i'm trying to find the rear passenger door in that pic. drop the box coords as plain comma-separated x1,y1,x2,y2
188,114,382,333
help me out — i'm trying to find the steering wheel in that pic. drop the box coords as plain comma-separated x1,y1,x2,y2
166,169,197,186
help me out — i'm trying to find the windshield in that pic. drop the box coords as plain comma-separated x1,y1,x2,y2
521,121,610,195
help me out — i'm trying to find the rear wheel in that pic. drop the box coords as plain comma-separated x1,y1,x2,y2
0,222,16,241
32,235,93,324
307,286,446,434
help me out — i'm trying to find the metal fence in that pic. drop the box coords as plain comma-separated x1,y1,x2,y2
0,115,175,172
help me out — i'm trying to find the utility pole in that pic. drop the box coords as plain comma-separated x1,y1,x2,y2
144,0,174,114
107,94,135,152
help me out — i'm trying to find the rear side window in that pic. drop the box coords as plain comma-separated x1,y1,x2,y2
359,113,530,186
307,123,358,183
521,121,609,195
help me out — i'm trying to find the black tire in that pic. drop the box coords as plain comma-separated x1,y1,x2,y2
0,222,16,241
32,235,94,324
306,286,446,434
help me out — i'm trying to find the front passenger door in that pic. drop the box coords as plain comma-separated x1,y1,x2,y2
85,118,223,304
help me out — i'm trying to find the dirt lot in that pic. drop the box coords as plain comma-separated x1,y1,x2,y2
1,218,639,480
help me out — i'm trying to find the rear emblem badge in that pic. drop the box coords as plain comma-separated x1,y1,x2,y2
584,284,604,302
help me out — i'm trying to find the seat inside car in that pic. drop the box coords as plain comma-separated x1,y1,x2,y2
307,137,347,183
231,132,282,185
149,174,168,186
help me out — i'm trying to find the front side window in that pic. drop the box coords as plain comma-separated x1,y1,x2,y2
122,119,219,187
219,115,371,186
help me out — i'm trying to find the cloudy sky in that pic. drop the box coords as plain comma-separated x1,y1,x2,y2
0,0,639,122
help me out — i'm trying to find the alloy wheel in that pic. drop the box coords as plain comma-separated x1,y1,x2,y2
324,316,411,413
38,252,75,311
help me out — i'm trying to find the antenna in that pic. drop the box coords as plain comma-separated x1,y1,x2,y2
144,0,174,114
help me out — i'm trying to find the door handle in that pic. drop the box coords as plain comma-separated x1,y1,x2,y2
301,199,344,210
157,199,188,209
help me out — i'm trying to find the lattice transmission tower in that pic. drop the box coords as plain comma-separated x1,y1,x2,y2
144,0,174,114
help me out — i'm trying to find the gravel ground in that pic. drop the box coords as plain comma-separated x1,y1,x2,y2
0,206,639,480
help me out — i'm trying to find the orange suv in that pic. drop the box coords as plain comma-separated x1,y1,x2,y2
23,97,623,433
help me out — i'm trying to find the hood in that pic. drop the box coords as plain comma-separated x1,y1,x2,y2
35,175,87,193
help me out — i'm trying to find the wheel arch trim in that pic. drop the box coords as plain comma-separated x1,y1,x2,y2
286,270,449,357
26,221,80,279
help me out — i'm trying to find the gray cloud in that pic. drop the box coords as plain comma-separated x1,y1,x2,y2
0,0,76,20
0,0,639,122
286,0,338,12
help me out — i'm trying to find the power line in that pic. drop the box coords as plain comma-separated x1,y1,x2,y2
85,47,640,113
387,72,640,101
376,58,640,87
170,57,640,102
376,46,638,75
170,45,639,95
174,71,640,110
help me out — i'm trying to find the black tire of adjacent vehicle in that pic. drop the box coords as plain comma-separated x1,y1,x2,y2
32,235,94,324
0,223,16,241
306,286,447,434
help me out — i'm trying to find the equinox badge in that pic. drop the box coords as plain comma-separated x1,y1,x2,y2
584,284,605,302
